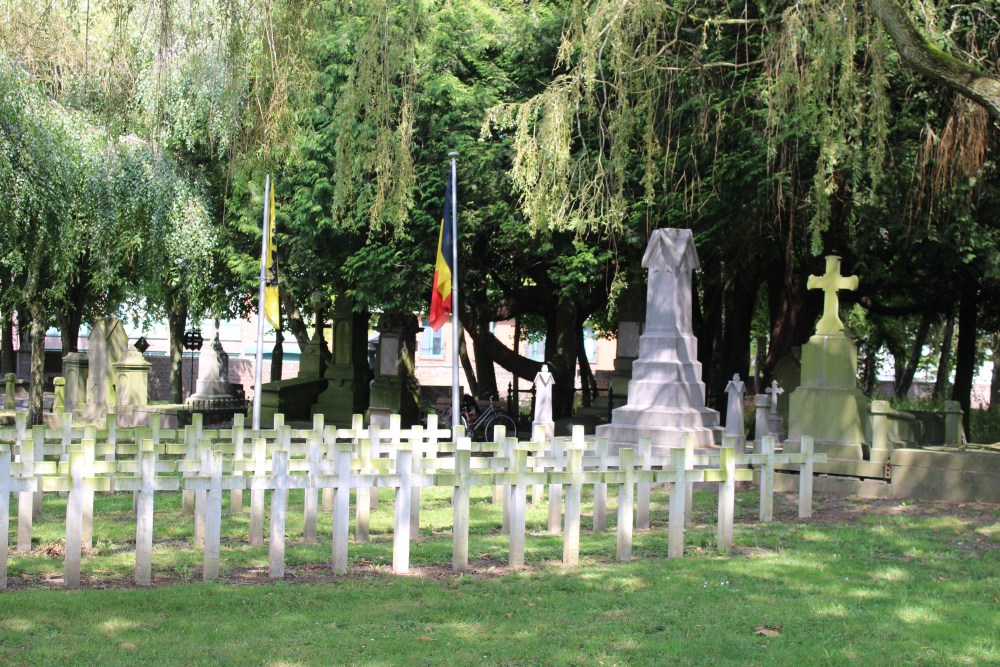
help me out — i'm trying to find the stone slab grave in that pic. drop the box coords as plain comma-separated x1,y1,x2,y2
596,228,721,451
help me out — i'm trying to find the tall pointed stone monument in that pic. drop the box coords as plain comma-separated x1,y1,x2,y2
596,229,721,451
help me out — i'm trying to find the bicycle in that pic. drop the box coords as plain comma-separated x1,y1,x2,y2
440,393,517,442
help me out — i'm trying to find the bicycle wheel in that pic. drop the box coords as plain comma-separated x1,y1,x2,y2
485,413,517,442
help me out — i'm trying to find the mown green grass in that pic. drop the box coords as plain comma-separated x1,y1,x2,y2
2,486,998,666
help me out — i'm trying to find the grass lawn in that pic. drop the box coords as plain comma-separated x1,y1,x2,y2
1,485,998,666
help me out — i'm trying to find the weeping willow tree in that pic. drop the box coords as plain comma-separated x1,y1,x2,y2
486,0,1000,409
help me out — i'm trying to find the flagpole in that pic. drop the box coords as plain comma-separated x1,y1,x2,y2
448,152,460,429
252,174,271,431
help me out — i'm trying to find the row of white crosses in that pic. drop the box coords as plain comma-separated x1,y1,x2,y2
0,410,825,589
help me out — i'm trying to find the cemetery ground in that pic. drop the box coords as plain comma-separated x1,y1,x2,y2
2,486,998,666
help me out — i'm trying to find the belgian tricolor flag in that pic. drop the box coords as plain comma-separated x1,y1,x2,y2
429,179,454,331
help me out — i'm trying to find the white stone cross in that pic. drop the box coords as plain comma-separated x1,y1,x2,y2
807,255,859,335
766,380,784,416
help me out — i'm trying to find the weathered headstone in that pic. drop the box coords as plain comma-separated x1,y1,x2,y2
84,318,129,420
766,380,785,439
724,373,746,443
313,296,360,425
369,312,420,426
61,353,88,415
596,229,721,451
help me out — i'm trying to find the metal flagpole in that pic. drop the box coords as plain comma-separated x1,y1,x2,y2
448,152,460,428
252,174,271,431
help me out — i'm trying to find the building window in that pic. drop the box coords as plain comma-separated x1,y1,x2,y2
583,325,597,363
420,319,444,359
525,337,546,361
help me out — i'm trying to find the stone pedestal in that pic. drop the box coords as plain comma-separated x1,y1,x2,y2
84,318,129,420
596,229,721,451
368,313,420,426
62,352,89,415
4,372,14,410
313,297,359,427
787,334,868,459
114,349,152,408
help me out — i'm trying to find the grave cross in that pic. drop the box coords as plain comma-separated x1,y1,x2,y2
807,255,859,335
766,380,784,415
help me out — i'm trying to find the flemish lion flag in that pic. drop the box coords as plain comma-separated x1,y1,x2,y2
264,178,279,329
429,179,454,331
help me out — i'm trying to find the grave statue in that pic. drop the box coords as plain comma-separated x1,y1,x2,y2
532,364,555,438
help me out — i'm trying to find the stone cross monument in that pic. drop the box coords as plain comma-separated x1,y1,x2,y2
787,255,869,461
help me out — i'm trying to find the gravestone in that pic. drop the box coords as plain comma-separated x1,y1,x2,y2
186,319,233,403
313,296,358,426
786,256,869,460
84,318,129,420
61,352,89,415
724,373,747,450
596,229,721,451
113,347,152,426
368,312,420,426
532,364,555,438
766,380,785,439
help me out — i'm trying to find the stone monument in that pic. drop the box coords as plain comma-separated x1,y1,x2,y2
113,346,152,426
313,296,359,426
186,319,234,403
724,373,747,450
62,352,89,415
84,317,129,419
596,228,721,451
532,364,555,438
369,312,420,426
786,256,869,460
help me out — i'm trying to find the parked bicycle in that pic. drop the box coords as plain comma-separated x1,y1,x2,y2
439,393,517,442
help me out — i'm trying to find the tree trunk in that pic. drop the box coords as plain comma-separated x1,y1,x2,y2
933,309,955,400
764,262,816,379
720,267,761,410
577,323,596,408
872,0,1000,120
456,320,479,397
463,320,543,382
270,329,284,382
279,283,310,352
894,314,932,398
352,309,371,414
951,281,978,434
547,295,579,420
57,306,83,353
472,327,498,399
166,293,187,404
1,316,14,375
26,307,46,425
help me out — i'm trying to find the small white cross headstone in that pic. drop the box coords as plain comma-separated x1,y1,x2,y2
766,380,784,416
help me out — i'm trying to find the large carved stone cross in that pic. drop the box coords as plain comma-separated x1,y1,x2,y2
807,256,859,335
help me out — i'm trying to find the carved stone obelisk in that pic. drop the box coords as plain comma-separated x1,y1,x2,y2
596,229,721,451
